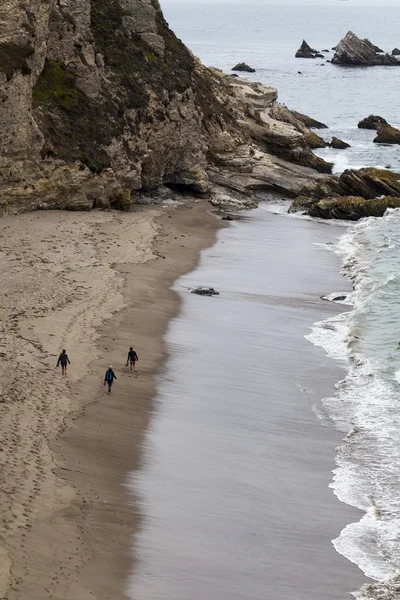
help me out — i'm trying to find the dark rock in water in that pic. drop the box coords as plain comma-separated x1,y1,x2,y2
392,48,400,56
232,62,256,73
374,123,400,145
308,195,400,220
358,115,389,130
290,168,400,215
291,111,328,129
191,287,220,296
295,40,320,59
231,73,239,78
330,136,351,149
222,215,233,220
332,295,347,302
331,46,337,51
298,71,302,74
332,31,400,65
306,131,328,149
322,49,330,52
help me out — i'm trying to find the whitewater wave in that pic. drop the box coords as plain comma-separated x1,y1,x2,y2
306,208,400,599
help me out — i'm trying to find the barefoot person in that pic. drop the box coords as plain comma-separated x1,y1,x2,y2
104,366,117,394
56,349,70,375
126,347,139,373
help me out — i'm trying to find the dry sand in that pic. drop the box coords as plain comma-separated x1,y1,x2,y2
0,201,222,599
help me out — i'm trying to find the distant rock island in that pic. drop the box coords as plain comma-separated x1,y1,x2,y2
332,32,400,66
231,63,256,73
358,115,388,129
295,41,324,59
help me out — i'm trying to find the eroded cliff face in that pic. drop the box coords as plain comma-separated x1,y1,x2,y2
0,0,330,215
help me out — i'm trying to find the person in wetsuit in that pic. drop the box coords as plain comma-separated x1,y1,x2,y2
56,349,70,375
126,347,139,373
104,366,117,394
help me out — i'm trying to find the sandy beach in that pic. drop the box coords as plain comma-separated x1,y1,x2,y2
0,201,222,599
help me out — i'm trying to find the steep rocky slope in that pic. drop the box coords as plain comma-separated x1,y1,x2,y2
0,0,331,216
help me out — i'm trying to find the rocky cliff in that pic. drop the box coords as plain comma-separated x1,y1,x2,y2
0,0,332,216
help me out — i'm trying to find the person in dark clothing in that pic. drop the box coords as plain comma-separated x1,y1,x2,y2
56,349,70,375
126,347,139,373
104,366,117,394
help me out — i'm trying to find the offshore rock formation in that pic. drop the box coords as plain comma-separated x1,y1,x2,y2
0,0,330,215
358,115,388,130
232,63,255,73
295,41,323,59
332,32,400,66
0,0,334,216
392,48,400,56
374,123,400,144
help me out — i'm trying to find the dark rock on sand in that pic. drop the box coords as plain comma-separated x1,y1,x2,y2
295,40,320,59
330,137,350,149
232,62,256,73
308,195,400,220
392,48,400,56
358,115,389,130
191,287,220,296
332,31,400,66
374,123,400,144
291,111,328,129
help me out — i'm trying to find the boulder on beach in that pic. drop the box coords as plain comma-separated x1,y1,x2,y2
291,111,328,129
332,31,400,65
374,123,400,144
330,137,350,149
308,196,400,221
232,62,256,73
358,115,389,130
295,40,322,59
191,287,220,296
392,48,400,56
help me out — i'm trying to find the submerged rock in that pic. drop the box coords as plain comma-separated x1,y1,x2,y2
332,31,400,66
191,287,220,296
374,123,400,144
232,62,256,73
308,195,400,220
295,40,321,59
358,115,389,130
330,136,350,149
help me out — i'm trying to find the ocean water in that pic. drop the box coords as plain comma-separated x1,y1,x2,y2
127,3,400,600
163,1,400,174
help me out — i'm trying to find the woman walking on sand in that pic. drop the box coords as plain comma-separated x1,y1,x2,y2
56,349,70,375
104,366,117,394
126,347,139,373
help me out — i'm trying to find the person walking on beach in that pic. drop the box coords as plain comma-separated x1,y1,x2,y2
56,349,70,375
104,366,117,394
126,347,139,373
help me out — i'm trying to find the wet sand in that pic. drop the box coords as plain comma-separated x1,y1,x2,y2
127,210,367,600
0,201,222,599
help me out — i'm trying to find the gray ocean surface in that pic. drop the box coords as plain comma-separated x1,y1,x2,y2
127,3,400,600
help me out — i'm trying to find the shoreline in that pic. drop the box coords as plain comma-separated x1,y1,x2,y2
0,201,224,599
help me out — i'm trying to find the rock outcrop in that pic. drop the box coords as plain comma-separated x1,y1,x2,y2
332,32,400,66
392,48,400,56
0,0,335,216
330,137,350,149
358,115,388,130
308,196,400,220
373,123,400,144
295,41,323,59
291,112,328,129
232,63,255,73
